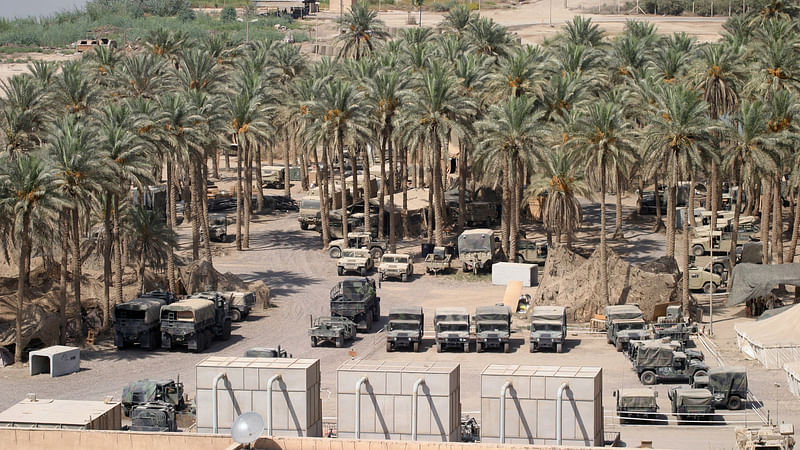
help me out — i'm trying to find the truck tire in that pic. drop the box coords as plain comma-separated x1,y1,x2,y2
192,334,204,353
222,320,232,340
530,342,535,353
640,371,657,385
413,342,419,353
379,272,384,282
372,305,380,320
476,342,483,353
692,370,708,384
231,309,242,322
336,336,344,348
386,341,392,352
692,244,705,256
462,263,468,272
556,343,563,353
329,247,342,258
311,337,317,347
437,342,443,353
300,222,309,230
360,267,367,277
702,282,716,294
503,342,510,353
370,247,383,260
337,266,344,276
366,314,373,330
615,340,623,352
727,395,743,410
401,273,408,282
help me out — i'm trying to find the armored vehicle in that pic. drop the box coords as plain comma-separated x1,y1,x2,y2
337,248,374,276
378,253,413,282
113,296,167,350
669,388,714,422
529,306,567,353
261,165,286,189
209,213,227,242
692,366,747,410
220,291,256,322
386,306,423,352
516,239,548,265
691,230,757,257
130,403,177,432
309,316,357,348
614,388,658,423
424,247,452,275
298,198,321,230
434,307,471,353
606,305,651,352
244,346,290,358
474,305,511,353
160,294,231,352
687,264,724,294
328,232,387,260
635,345,709,385
736,424,795,450
458,229,502,273
121,379,185,416
329,278,380,331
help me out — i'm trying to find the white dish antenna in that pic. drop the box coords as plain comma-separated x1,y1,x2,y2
231,412,265,445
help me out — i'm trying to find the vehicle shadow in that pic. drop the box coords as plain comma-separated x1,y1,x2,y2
247,229,323,252
241,270,321,298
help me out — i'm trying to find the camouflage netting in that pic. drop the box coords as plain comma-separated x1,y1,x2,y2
179,260,270,308
0,304,60,350
532,245,684,322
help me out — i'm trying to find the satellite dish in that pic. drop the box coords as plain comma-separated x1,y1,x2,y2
231,412,265,444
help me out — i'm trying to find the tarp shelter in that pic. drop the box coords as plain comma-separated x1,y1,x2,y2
727,263,800,306
736,304,800,369
784,360,800,397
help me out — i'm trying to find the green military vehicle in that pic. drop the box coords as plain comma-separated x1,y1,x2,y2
386,306,423,352
736,425,795,450
474,304,512,353
220,291,256,322
261,165,286,189
130,403,178,432
309,316,357,348
330,278,380,331
529,306,567,353
113,296,169,350
160,293,231,352
337,248,375,276
121,379,185,416
613,388,658,424
378,253,413,282
669,388,714,422
298,198,321,230
653,305,695,345
692,366,747,410
605,305,651,352
628,338,704,364
458,229,503,273
635,344,709,386
434,307,471,353
460,201,500,227
328,232,387,260
515,239,548,265
244,346,290,357
424,247,452,275
209,213,227,242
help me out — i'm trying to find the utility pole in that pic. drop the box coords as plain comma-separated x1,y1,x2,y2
549,0,552,25
246,4,250,42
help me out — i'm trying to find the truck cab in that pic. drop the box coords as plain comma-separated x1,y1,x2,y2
474,305,511,353
458,229,502,273
329,278,380,331
386,306,423,352
529,305,567,353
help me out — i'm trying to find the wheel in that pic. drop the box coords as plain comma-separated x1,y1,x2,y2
702,282,717,294
366,314,373,330
337,266,344,276
640,371,657,385
727,395,743,410
464,343,470,353
300,222,309,230
503,342,510,353
615,340,623,352
692,370,708,384
476,342,483,353
222,320,232,340
231,309,242,322
401,273,408,282
462,263,468,272
360,267,367,277
437,342,443,353
530,343,535,353
372,305,379,320
556,343,563,353
413,342,419,352
311,336,317,347
370,247,383,260
386,341,392,352
329,247,342,258
712,263,725,275
516,255,524,263
336,336,344,348
379,272,384,282
692,244,705,256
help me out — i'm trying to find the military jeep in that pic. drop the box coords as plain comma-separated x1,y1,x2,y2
261,165,286,189
687,264,725,294
209,213,227,242
309,316,357,348
378,253,413,282
458,229,502,273
529,306,567,353
516,239,548,265
121,379,185,417
692,366,747,410
605,305,651,352
337,248,375,276
434,307,471,353
160,293,232,352
386,306,423,352
329,278,380,331
669,388,714,422
614,388,658,424
474,304,511,353
635,345,709,386
736,424,795,450
113,296,168,350
328,232,386,260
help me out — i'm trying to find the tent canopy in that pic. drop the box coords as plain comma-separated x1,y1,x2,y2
736,304,800,369
727,263,800,306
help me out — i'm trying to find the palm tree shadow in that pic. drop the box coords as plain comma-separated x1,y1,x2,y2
243,271,321,298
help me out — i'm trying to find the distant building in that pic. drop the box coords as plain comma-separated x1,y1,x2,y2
252,0,318,18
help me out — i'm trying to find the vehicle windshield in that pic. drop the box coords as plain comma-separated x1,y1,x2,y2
477,323,507,333
382,257,399,263
389,322,419,331
301,199,320,209
438,323,468,332
115,309,145,320
459,234,490,252
210,217,226,226
618,322,646,331
477,314,507,322
342,250,366,258
532,323,562,332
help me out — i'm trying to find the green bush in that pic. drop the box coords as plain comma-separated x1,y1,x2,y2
178,7,196,21
642,0,685,15
221,6,237,22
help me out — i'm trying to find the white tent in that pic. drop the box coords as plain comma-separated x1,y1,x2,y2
736,304,800,369
784,361,800,397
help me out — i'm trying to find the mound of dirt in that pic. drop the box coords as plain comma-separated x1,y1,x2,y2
533,245,683,322
0,304,60,350
180,260,270,308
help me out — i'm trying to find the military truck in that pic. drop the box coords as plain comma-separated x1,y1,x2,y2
130,403,177,432
736,425,795,450
613,388,658,424
261,165,286,189
209,213,227,242
309,316,357,348
529,306,567,353
329,278,380,331
459,201,500,227
516,239,548,265
628,338,704,364
328,232,387,260
474,305,512,353
635,345,709,385
160,294,232,352
378,253,413,282
121,379,185,416
669,388,714,422
605,305,651,352
434,307,471,353
220,291,256,322
244,346,290,358
337,248,375,276
386,306,423,352
113,296,168,350
458,229,502,273
692,366,748,410
424,247,452,275
298,198,321,230
653,305,696,345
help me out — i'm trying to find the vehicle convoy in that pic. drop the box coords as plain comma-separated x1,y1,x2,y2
261,165,286,189
614,388,658,423
328,232,387,260
669,388,714,422
298,197,321,230
329,278,380,331
653,305,696,345
308,316,357,348
244,346,290,358
208,213,227,242
605,305,651,352
113,296,169,350
130,403,177,432
160,293,231,352
458,229,503,273
386,306,424,352
424,246,452,275
474,304,512,353
220,291,256,322
692,366,748,410
634,344,709,386
736,424,795,450
516,239,548,265
529,306,567,353
121,379,185,416
434,307,471,353
337,248,375,276
378,253,413,282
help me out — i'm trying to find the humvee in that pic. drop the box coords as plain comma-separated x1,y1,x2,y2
378,253,413,282
160,293,232,352
434,307,471,353
298,198,321,230
691,230,758,256
474,305,511,353
653,305,695,345
220,291,256,322
628,338,704,365
130,402,177,432
687,264,725,294
337,248,374,276
614,388,658,424
209,213,227,242
309,316,357,348
121,379,185,416
386,306,423,352
605,305,651,352
329,278,380,331
328,232,387,260
692,366,747,410
261,165,286,189
635,345,709,386
516,239,548,265
458,229,503,273
424,247,452,275
244,346,290,358
736,424,795,450
669,388,714,422
529,306,567,353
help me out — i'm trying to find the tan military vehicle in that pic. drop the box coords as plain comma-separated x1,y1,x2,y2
736,424,795,450
337,248,374,276
378,253,413,282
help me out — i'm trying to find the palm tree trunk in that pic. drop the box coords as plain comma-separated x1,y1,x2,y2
666,162,677,258
432,129,445,247
255,144,264,212
337,130,350,243
138,251,146,295
212,148,220,179
244,142,253,249
458,141,467,232
59,214,68,344
710,160,719,217
225,142,231,170
682,178,691,309
235,136,243,251
363,146,373,235
509,158,520,261
320,143,331,247
166,163,178,293
300,147,309,191
15,210,31,363
102,194,113,331
402,145,409,238
653,178,664,232
500,155,510,257
284,129,291,199
730,171,743,270
388,134,397,253
378,131,386,240
412,143,418,189
760,179,771,264
772,176,782,264
268,143,274,166
600,162,609,305
113,195,124,302
613,165,624,239
786,190,800,263
71,206,85,342
190,160,200,261
349,148,360,203
688,176,697,228
200,162,213,264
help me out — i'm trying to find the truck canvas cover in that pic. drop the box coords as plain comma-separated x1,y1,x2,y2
708,367,747,392
618,388,657,408
606,305,644,321
389,306,422,321
475,305,510,321
728,263,800,306
116,298,165,324
675,389,713,407
162,298,214,323
435,307,469,322
532,306,566,322
331,279,373,301
458,229,493,252
636,343,675,366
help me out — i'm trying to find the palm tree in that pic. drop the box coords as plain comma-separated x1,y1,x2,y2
466,17,512,59
125,206,177,294
336,1,390,60
442,4,476,35
0,153,65,362
561,16,605,48
273,43,306,200
0,75,45,156
116,53,169,99
52,60,99,116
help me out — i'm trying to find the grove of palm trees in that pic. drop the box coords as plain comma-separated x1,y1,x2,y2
1,0,799,372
